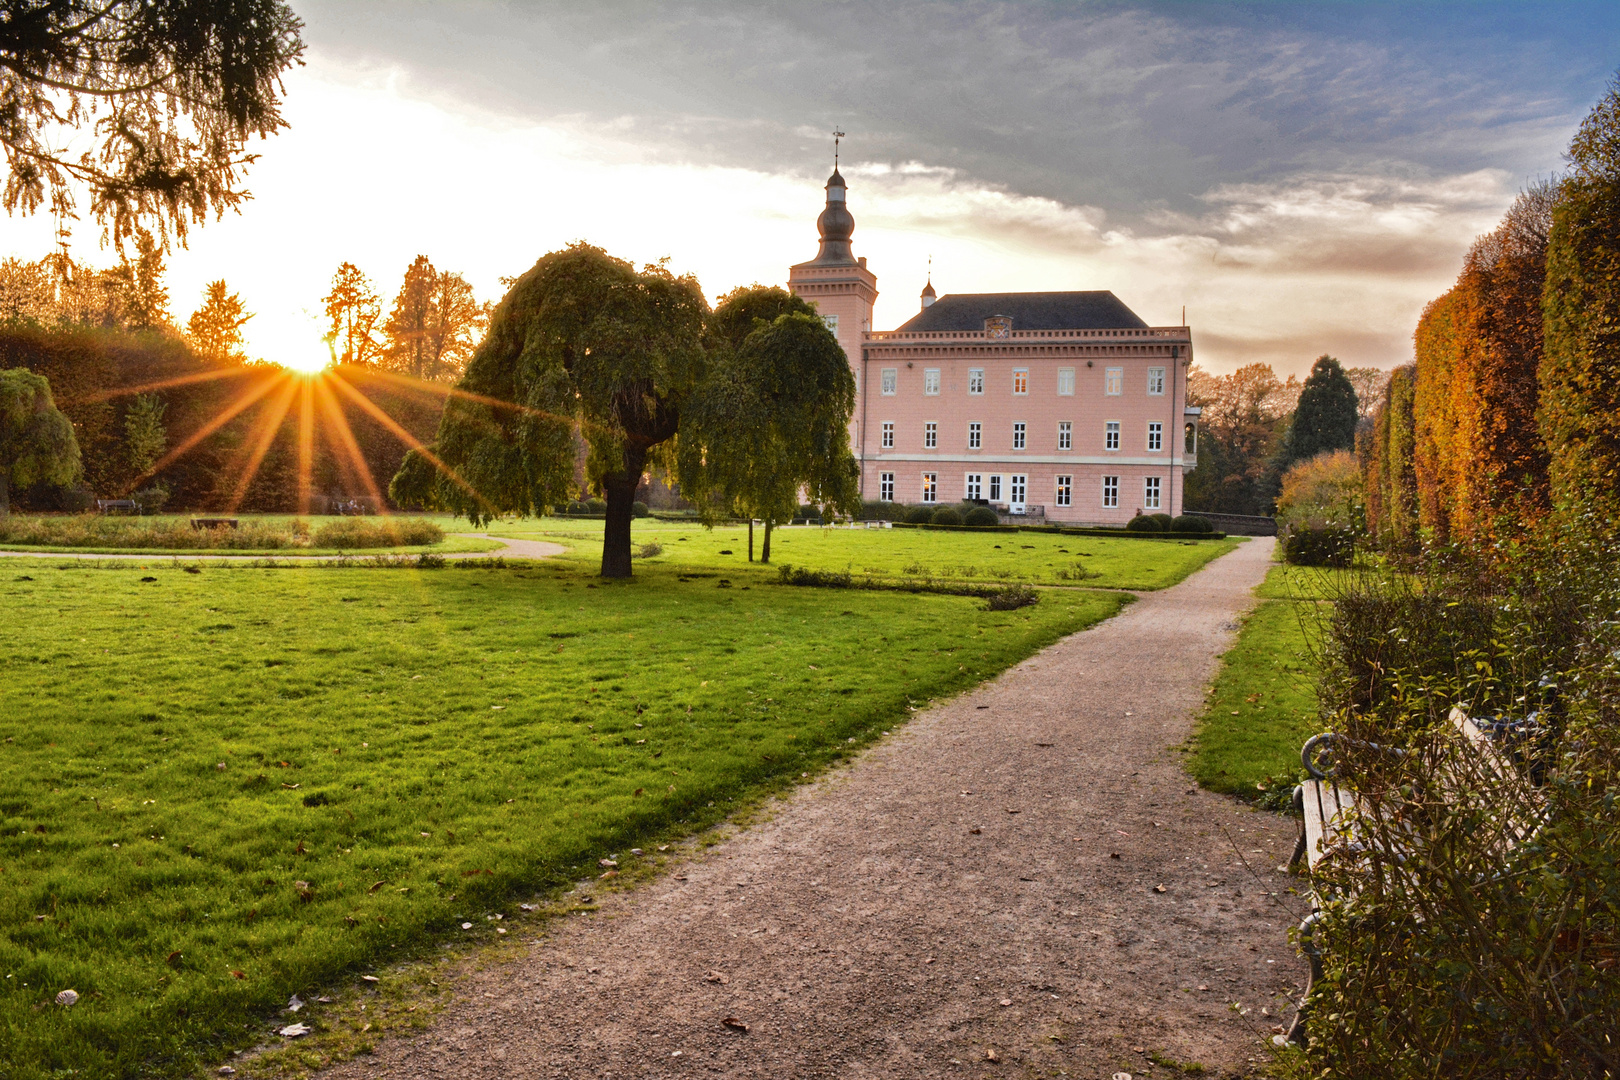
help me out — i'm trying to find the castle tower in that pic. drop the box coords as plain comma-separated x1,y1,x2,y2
787,165,877,371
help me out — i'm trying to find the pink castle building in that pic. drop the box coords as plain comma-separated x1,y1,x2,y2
788,165,1199,525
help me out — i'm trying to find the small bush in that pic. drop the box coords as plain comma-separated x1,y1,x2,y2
586,497,607,514
311,518,444,549
131,485,170,514
1149,512,1173,529
905,505,937,524
963,506,1000,527
635,541,663,559
985,584,1039,611
1125,514,1161,532
631,501,650,518
929,507,963,526
859,500,905,522
1170,514,1213,534
1282,523,1355,567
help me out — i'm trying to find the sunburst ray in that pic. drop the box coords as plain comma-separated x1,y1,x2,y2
224,376,301,514
71,366,256,405
313,375,388,511
123,369,290,494
326,372,495,513
297,377,315,517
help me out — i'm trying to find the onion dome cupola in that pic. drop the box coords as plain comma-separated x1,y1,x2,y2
920,275,937,310
810,167,857,266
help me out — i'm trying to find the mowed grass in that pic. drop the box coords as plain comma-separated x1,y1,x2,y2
478,517,1240,590
1189,564,1326,800
0,514,501,557
0,557,1127,1078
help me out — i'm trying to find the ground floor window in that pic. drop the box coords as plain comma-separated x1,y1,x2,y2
965,473,982,500
989,474,1002,501
921,473,937,503
1010,474,1027,506
1144,475,1162,509
880,472,895,501
1102,475,1119,507
1055,475,1072,506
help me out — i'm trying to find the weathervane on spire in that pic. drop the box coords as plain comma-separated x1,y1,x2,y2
833,129,844,168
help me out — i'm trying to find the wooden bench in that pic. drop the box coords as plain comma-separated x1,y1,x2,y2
1282,705,1551,1046
96,499,141,515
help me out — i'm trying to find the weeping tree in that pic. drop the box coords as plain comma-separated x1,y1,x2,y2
680,288,860,561
390,244,707,577
0,368,81,514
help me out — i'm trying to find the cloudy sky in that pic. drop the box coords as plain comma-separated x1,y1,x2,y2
9,1,1619,374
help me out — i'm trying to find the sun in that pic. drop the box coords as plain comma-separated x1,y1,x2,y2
278,352,331,374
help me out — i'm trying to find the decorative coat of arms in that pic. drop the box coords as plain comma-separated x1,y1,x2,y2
984,316,1012,338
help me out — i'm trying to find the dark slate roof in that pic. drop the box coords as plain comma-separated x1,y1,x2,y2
895,291,1148,332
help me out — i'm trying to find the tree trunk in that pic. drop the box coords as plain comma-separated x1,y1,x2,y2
600,450,646,578
748,518,754,562
0,472,9,516
761,518,773,563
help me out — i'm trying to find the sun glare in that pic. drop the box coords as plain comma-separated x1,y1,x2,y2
279,353,331,374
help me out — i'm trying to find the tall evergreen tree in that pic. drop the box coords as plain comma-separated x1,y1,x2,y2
1541,74,1620,522
187,280,252,364
1281,354,1359,467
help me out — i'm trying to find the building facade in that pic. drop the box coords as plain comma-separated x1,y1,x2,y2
788,167,1198,525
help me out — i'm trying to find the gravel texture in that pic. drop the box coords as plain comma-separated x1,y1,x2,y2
321,536,1303,1079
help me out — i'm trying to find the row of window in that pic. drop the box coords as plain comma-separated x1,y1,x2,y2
879,365,1165,398
880,472,1163,510
883,420,1174,452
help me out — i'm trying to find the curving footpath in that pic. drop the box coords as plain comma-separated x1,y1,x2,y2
316,536,1305,1079
0,533,566,562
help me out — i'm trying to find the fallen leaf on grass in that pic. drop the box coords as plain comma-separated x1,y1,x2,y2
280,783,299,790
360,975,379,983
286,995,304,1013
55,989,78,1006
986,1048,1000,1062
278,1023,310,1038
368,881,386,894
1153,884,1167,894
231,970,245,979
166,951,183,969
722,1017,749,1033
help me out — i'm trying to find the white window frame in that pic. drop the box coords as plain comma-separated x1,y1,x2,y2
1105,366,1123,396
968,368,985,395
924,421,937,449
881,421,894,449
823,314,839,335
1009,474,1027,508
1057,367,1075,396
1144,476,1162,510
921,473,938,504
881,368,897,396
965,473,982,501
1012,368,1029,395
1147,421,1163,452
968,421,981,449
1102,475,1119,508
989,474,1002,502
1148,366,1165,395
1105,421,1120,451
1058,421,1072,450
1012,421,1026,450
880,472,895,501
1055,475,1072,506
924,368,941,396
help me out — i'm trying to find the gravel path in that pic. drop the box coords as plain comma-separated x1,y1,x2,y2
321,536,1303,1079
0,533,565,561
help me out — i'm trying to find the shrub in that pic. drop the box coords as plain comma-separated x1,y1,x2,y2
635,541,663,558
631,501,650,518
131,485,170,514
859,500,905,522
984,584,1039,611
963,506,1000,527
585,497,607,514
904,504,936,524
1149,512,1173,529
795,503,821,521
1282,523,1355,567
311,518,444,549
1125,514,1161,532
929,507,962,526
1170,514,1213,534
1276,448,1364,533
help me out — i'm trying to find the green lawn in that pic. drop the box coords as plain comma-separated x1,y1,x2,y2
1188,564,1326,802
473,517,1240,590
0,557,1127,1079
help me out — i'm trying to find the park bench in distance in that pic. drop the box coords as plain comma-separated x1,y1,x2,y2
1282,704,1552,1046
96,498,140,514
